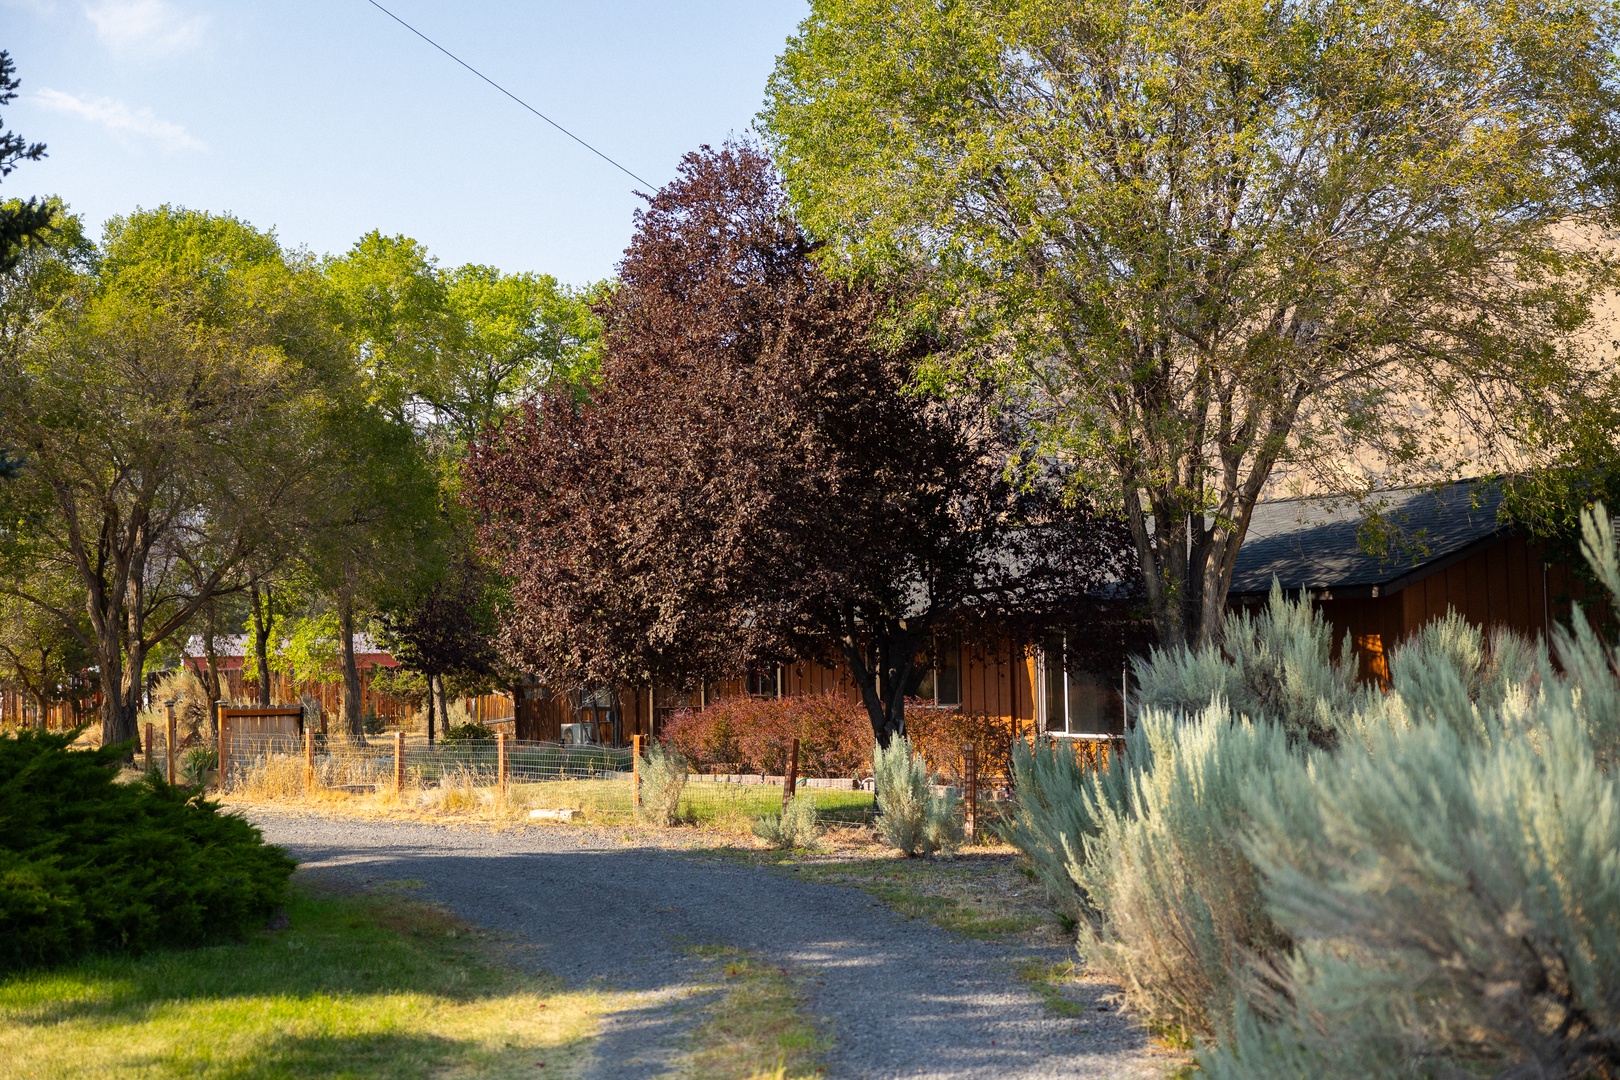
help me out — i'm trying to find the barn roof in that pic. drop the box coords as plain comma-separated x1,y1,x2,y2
1228,479,1509,599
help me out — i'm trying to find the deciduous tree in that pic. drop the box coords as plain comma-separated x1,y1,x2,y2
467,145,1136,743
0,206,342,747
763,0,1620,648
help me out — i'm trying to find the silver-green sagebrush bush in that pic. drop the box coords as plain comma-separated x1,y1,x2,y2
1003,736,1130,915
752,791,820,849
636,743,689,826
1012,506,1620,1077
873,736,962,856
1133,580,1363,749
1072,706,1301,1040
1202,509,1620,1079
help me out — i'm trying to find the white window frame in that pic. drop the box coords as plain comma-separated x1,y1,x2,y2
1038,634,1118,742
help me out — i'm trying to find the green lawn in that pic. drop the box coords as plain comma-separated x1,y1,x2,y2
515,777,875,828
0,886,614,1079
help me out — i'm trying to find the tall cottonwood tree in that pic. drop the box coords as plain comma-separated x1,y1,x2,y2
466,145,1135,742
764,0,1620,648
0,206,342,746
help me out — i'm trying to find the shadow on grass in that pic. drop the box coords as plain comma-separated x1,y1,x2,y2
0,885,530,1028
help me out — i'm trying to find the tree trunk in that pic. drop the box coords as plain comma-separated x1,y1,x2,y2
32,690,47,732
201,603,224,705
338,597,364,739
840,623,924,747
250,584,274,706
428,672,446,745
98,636,141,750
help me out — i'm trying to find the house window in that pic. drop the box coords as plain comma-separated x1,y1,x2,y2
747,666,781,699
915,634,963,707
1040,635,1114,736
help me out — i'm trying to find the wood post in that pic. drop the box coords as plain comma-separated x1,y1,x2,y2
783,737,800,811
394,731,405,796
217,711,228,792
631,734,642,811
165,703,176,786
497,731,509,795
304,726,315,791
964,741,978,843
144,722,154,772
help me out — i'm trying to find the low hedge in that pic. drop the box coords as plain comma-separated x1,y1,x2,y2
662,693,873,777
0,729,295,971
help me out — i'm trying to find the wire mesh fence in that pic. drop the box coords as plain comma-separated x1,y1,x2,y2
213,731,877,827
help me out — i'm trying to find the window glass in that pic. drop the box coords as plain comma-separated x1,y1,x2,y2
747,668,779,699
1042,637,1066,734
1066,667,1111,735
914,664,935,702
936,637,962,706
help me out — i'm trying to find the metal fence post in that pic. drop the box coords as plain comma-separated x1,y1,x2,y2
631,734,642,811
783,737,800,811
217,710,228,792
304,726,315,791
165,701,176,786
964,741,978,843
497,731,509,795
394,730,405,796
144,721,154,772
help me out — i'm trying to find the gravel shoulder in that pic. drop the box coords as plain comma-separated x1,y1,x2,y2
247,809,1168,1080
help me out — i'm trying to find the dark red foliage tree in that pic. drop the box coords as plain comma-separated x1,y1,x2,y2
375,544,497,744
464,144,1138,744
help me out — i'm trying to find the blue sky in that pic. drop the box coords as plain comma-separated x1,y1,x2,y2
1,0,809,285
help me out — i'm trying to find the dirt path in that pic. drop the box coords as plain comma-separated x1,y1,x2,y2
248,810,1165,1080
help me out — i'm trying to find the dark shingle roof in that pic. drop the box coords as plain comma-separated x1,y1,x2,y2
1228,479,1508,598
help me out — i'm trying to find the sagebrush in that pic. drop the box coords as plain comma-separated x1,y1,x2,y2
873,736,961,856
1009,506,1620,1078
637,742,689,826
751,791,820,849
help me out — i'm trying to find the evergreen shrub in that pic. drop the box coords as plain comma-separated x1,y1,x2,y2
0,730,294,971
636,742,689,826
873,736,961,856
1133,580,1361,747
1071,706,1299,1040
440,721,496,743
1002,736,1130,915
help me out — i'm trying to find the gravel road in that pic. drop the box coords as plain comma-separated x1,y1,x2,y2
248,811,1164,1080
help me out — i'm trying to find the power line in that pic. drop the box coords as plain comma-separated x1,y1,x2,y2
362,0,654,189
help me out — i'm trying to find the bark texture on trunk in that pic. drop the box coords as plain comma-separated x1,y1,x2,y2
338,598,364,738
428,672,446,745
250,584,275,707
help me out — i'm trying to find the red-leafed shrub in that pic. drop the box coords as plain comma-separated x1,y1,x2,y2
662,693,873,778
905,702,1024,785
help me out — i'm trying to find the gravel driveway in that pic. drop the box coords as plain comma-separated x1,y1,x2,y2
249,811,1164,1080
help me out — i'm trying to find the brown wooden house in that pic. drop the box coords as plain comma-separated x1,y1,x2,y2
518,478,1569,747
1227,478,1568,684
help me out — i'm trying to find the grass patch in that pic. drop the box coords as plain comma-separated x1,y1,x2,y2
0,884,612,1079
685,946,826,1080
783,856,1045,941
1015,960,1089,1018
227,775,875,834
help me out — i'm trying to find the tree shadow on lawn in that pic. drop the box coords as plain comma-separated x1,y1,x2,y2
0,884,533,1028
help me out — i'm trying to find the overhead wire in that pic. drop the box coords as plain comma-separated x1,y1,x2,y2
362,0,655,189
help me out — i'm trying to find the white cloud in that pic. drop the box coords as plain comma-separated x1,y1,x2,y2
34,88,204,152
83,0,207,55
